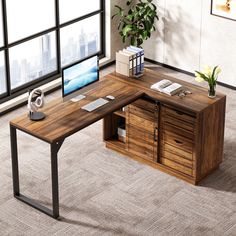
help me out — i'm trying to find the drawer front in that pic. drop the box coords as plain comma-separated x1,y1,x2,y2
129,113,156,133
128,137,155,161
160,157,193,176
132,99,157,112
162,123,194,140
162,106,196,124
129,105,156,123
162,116,194,133
161,150,193,168
162,130,193,153
163,142,192,161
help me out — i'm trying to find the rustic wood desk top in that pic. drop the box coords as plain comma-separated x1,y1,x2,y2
10,69,226,143
10,79,144,143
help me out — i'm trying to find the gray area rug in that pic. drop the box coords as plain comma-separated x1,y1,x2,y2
0,65,236,235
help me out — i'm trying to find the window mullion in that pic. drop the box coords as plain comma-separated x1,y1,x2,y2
55,0,61,75
2,0,11,96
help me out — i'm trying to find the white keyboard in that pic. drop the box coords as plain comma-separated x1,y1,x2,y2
81,98,109,112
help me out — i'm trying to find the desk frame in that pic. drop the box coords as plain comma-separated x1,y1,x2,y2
10,125,64,219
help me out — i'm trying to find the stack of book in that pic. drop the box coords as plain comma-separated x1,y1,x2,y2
116,46,144,77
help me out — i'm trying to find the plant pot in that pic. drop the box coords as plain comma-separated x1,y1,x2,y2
208,84,216,98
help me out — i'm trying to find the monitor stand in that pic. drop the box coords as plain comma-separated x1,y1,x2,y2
70,94,86,102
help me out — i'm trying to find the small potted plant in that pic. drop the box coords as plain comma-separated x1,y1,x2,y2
195,65,221,98
112,0,159,47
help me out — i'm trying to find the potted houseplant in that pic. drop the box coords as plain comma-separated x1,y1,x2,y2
112,0,159,47
195,65,221,98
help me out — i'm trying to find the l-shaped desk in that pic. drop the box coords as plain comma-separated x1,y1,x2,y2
10,69,226,219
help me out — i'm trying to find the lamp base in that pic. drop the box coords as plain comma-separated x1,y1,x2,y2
29,112,45,121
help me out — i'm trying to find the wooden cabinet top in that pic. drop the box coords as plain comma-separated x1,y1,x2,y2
107,69,226,114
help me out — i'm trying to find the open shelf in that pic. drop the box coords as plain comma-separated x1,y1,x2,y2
114,110,126,118
106,137,126,149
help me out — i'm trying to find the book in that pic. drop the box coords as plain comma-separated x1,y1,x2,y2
116,60,132,77
150,79,172,92
162,83,183,96
129,46,144,70
116,51,133,69
150,79,183,96
126,46,144,75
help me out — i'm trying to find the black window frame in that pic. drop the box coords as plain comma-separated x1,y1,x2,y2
0,0,105,104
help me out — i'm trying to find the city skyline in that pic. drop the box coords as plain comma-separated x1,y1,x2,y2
8,28,99,90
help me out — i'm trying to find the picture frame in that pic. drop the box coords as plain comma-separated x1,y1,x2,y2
211,0,236,21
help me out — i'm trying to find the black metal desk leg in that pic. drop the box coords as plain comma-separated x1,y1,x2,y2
10,125,64,219
10,125,20,196
50,140,64,219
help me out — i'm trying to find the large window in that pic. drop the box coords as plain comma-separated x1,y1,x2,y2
9,33,57,89
60,14,100,67
0,0,105,103
59,0,100,24
6,0,55,43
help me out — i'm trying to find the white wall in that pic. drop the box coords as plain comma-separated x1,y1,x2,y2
142,0,236,87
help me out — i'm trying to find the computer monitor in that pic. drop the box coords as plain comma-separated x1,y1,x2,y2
62,55,99,99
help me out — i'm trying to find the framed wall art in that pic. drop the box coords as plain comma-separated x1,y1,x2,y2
211,0,236,21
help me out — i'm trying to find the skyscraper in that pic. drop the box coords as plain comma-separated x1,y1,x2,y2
79,28,87,58
40,34,51,73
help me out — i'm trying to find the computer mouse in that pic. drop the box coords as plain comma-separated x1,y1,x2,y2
106,95,115,100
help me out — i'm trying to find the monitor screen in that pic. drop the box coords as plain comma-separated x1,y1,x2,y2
62,55,99,97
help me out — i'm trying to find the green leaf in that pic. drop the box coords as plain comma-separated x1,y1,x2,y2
126,14,133,21
195,71,209,82
211,66,218,84
122,25,133,36
142,31,148,39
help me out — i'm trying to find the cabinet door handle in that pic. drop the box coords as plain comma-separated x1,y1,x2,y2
174,139,183,144
154,127,158,141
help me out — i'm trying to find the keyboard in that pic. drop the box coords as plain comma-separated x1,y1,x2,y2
81,98,109,112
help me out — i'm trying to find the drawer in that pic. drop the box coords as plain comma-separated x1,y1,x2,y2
132,99,157,112
162,130,193,153
162,115,194,133
129,113,156,133
161,150,193,168
162,106,196,125
128,125,156,144
128,137,155,161
129,105,156,122
160,157,193,176
163,142,192,161
162,123,194,140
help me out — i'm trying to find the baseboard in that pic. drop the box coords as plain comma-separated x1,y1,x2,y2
144,58,195,77
144,58,236,90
